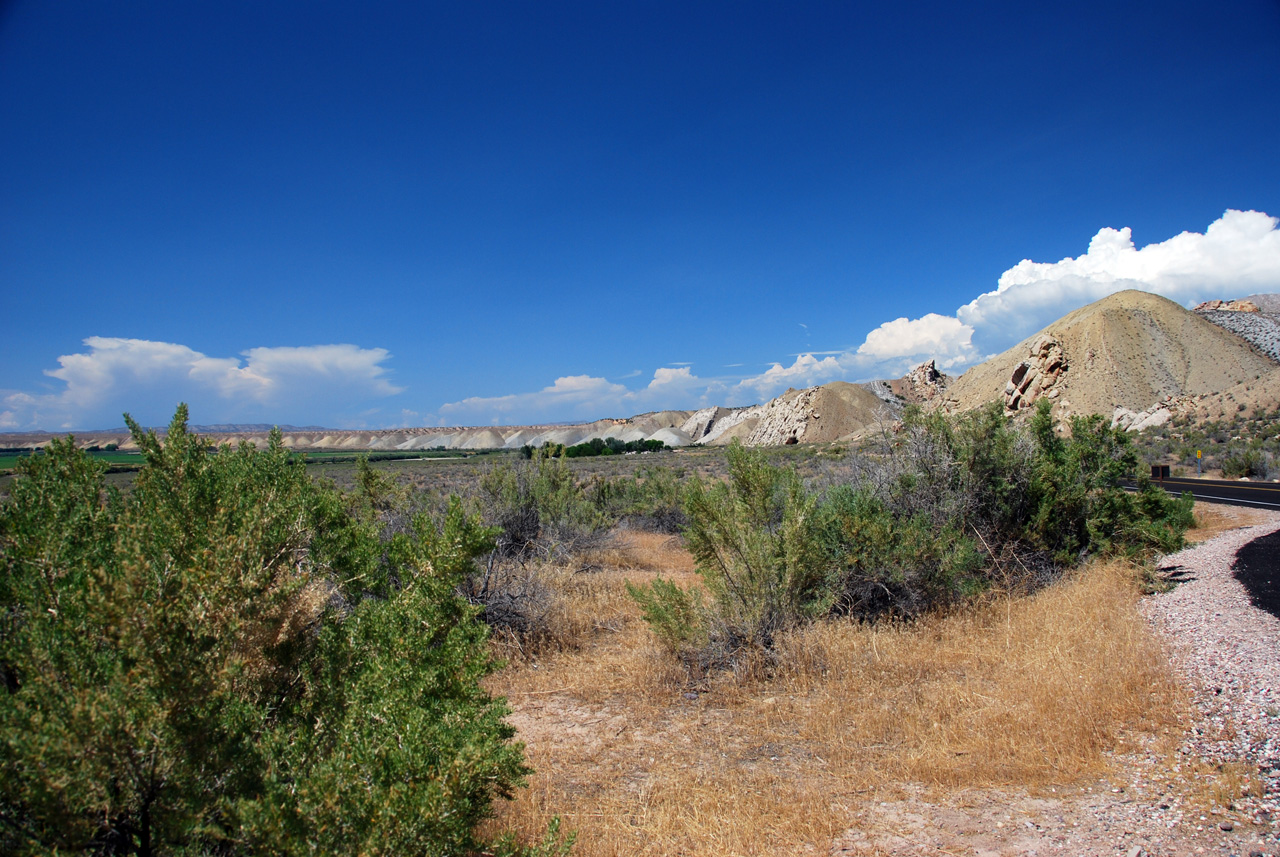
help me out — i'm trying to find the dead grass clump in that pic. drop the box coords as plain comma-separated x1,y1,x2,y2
578,530,695,575
486,556,1185,855
1185,500,1271,543
486,531,698,666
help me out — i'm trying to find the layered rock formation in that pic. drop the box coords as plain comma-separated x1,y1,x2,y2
1003,335,1067,411
1192,299,1260,313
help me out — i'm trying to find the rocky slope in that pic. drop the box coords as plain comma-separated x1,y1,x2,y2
1196,293,1280,363
938,289,1280,424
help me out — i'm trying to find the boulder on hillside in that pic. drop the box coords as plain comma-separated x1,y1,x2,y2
1004,335,1068,411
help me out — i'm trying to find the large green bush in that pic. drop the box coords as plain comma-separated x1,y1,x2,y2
0,407,538,856
633,401,1194,670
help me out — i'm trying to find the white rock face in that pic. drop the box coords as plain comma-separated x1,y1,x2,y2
745,389,823,446
679,407,722,440
688,405,764,445
1111,397,1188,432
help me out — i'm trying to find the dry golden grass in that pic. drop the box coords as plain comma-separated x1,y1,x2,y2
486,531,699,665
483,539,1187,856
1185,500,1271,543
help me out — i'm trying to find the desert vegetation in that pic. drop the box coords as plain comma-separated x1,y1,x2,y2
1132,405,1280,478
1,400,1201,855
0,408,567,857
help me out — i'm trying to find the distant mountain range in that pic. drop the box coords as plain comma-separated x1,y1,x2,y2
5,290,1279,450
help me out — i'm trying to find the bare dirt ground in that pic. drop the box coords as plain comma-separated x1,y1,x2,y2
487,508,1280,857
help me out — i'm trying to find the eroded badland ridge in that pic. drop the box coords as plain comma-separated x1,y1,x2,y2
7,289,1280,452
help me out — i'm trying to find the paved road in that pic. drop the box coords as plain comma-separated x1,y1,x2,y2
1122,475,1280,509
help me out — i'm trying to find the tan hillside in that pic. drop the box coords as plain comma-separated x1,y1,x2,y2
675,381,894,447
939,290,1280,420
745,381,890,445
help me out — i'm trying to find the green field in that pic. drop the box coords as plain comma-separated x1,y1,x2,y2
0,448,146,472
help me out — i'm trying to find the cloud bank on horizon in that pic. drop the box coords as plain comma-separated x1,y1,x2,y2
5,210,1280,431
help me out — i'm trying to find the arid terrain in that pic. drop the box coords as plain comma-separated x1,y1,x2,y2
479,505,1280,857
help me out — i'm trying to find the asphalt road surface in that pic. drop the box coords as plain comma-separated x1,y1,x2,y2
1123,476,1280,509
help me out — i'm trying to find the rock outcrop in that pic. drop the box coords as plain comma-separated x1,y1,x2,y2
1004,335,1067,411
1192,299,1260,313
1110,396,1194,432
743,382,892,446
892,359,950,404
680,405,765,445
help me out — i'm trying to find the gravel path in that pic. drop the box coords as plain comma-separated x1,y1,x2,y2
1145,509,1280,829
830,510,1280,856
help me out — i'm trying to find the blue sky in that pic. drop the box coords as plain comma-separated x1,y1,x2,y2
3,1,1280,431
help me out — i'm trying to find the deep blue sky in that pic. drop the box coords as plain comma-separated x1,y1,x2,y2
3,1,1280,430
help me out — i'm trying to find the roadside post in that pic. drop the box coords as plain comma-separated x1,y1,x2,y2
1197,449,1201,476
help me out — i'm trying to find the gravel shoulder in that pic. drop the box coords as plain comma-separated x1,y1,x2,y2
830,507,1280,857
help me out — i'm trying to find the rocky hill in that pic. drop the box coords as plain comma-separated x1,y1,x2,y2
676,381,894,447
937,290,1280,425
1195,294,1280,363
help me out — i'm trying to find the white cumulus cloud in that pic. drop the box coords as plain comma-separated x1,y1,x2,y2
734,354,844,400
3,338,402,430
856,313,980,370
958,209,1280,346
440,375,630,423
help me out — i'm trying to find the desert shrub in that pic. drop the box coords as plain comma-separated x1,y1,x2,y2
460,553,559,647
0,407,534,856
479,449,607,560
628,442,834,666
632,401,1194,672
843,402,1039,543
1028,400,1193,562
1221,446,1276,480
588,465,687,533
816,486,986,617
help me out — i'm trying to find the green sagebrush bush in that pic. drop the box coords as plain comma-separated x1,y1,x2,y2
479,449,606,560
0,406,554,857
627,441,833,666
1027,400,1193,562
587,465,687,534
631,401,1194,670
